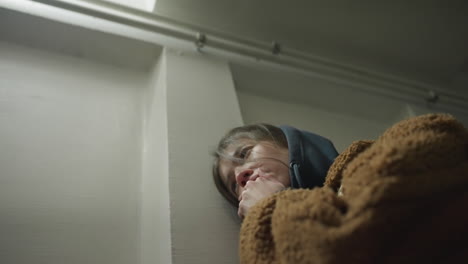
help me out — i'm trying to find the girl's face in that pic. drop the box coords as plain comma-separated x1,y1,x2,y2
218,140,290,200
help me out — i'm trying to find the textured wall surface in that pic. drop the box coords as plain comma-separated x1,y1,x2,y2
0,42,148,264
165,50,243,264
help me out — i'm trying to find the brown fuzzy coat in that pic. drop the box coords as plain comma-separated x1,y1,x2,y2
239,114,468,264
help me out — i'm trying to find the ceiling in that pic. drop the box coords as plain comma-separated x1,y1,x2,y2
0,8,162,71
154,0,468,94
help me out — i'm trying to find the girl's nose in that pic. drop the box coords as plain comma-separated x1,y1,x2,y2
235,168,254,188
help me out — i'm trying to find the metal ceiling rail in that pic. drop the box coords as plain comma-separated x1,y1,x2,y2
2,0,467,112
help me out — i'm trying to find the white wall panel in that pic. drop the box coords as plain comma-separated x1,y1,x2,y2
0,42,148,264
237,91,393,152
406,104,468,127
237,91,467,152
139,52,172,264
165,50,243,264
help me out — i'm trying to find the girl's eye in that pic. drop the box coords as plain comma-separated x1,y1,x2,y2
239,147,252,160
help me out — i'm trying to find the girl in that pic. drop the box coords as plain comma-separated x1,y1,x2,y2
212,124,338,218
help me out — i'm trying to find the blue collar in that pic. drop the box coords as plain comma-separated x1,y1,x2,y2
280,126,338,189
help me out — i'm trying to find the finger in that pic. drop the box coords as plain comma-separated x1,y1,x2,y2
246,179,263,188
245,180,255,188
237,203,244,218
239,189,248,200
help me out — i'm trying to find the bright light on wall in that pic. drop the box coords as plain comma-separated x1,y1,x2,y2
100,0,157,12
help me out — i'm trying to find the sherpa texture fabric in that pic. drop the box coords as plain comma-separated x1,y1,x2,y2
239,113,468,264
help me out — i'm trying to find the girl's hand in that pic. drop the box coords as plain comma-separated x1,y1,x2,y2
238,177,286,218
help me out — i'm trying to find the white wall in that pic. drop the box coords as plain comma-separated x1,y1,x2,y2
407,104,468,127
0,41,148,264
100,0,157,12
237,91,393,152
237,91,468,152
139,53,172,264
0,40,244,264
233,63,468,152
165,49,243,264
